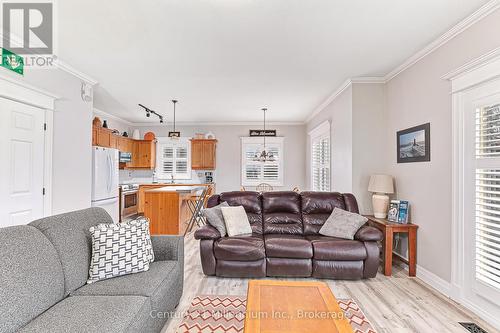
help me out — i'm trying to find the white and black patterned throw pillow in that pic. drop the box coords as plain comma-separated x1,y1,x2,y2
87,222,150,284
128,217,154,263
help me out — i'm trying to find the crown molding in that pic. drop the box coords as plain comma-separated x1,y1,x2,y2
385,0,500,82
129,120,306,127
93,108,133,126
305,77,386,123
56,59,99,86
442,46,500,81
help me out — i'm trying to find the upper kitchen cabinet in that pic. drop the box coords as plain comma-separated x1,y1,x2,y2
93,126,113,148
117,136,133,153
128,140,156,169
191,139,217,170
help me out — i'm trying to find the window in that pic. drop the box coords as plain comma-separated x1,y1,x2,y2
241,137,284,186
475,103,500,291
156,137,191,179
309,121,331,191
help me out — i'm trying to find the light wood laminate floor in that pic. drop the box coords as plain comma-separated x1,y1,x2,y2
162,233,498,333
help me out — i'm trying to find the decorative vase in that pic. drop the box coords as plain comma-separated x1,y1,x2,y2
132,129,140,140
102,120,108,128
122,132,128,137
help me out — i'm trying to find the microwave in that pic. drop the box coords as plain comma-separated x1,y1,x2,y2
119,152,132,163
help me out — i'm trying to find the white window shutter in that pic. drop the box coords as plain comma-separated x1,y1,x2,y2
475,104,500,291
156,138,192,180
310,121,331,192
241,137,284,187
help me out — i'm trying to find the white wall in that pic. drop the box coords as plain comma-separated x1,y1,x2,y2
1,68,94,214
128,124,307,193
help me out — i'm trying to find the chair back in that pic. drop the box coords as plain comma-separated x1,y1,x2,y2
256,183,273,192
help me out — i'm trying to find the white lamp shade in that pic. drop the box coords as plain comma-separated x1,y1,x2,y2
368,174,394,194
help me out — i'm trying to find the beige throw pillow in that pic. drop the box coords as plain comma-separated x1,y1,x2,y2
220,206,252,237
319,208,368,240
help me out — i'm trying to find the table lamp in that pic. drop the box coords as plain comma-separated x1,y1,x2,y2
368,174,394,218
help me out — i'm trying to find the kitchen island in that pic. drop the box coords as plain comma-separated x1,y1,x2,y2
144,185,206,235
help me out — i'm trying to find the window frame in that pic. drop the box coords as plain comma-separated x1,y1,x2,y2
309,121,331,192
240,136,284,187
155,137,192,180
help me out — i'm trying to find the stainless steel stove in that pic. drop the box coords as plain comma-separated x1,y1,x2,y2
119,184,139,221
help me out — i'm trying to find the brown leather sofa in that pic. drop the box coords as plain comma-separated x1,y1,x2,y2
194,191,383,279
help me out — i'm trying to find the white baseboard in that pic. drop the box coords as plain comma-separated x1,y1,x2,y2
398,263,500,329
415,264,453,297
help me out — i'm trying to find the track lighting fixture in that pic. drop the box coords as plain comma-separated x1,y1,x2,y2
138,104,164,124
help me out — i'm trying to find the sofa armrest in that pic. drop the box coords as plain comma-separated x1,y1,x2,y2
355,226,383,242
194,225,221,240
151,235,184,261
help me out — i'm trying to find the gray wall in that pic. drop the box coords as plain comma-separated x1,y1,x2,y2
306,83,387,214
385,9,500,282
128,124,307,193
306,86,353,194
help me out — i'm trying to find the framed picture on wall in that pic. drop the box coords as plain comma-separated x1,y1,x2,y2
397,123,430,163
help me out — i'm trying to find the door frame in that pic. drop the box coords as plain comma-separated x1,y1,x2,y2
448,49,500,328
0,74,59,217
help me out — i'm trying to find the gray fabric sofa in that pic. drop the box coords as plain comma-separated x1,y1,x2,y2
0,208,184,333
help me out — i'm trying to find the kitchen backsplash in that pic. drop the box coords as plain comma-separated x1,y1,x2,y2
119,169,211,184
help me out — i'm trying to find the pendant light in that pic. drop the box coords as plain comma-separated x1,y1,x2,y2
168,99,180,138
253,107,275,162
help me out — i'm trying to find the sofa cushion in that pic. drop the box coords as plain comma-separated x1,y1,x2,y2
307,235,367,260
214,234,265,261
0,225,65,333
72,260,182,313
29,208,113,295
301,192,347,235
87,221,150,284
203,201,229,236
318,208,368,240
262,191,303,235
221,206,253,236
220,191,263,234
264,234,313,259
18,295,151,333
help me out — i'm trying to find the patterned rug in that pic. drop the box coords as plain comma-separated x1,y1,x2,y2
177,295,376,333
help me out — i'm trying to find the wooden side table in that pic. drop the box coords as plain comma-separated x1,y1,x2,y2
364,215,419,277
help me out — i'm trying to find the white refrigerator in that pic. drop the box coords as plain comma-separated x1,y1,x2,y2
91,146,119,222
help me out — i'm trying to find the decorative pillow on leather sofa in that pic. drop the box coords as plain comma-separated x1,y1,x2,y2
87,221,150,284
221,206,253,237
319,208,368,240
203,201,230,236
129,217,155,263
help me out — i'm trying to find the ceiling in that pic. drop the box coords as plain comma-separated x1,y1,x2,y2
58,0,490,123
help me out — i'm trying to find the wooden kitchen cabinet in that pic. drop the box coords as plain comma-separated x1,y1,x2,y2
127,140,156,169
95,126,112,147
191,139,217,170
117,136,133,153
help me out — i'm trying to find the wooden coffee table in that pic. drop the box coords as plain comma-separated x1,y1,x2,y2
244,280,354,333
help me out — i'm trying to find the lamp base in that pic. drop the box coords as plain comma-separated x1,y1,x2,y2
372,193,390,219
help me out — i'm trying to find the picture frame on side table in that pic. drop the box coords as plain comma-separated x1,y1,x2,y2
397,123,430,163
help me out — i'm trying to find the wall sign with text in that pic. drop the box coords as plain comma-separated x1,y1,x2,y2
249,130,276,137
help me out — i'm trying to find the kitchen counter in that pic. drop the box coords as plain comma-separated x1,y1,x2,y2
146,185,205,193
137,183,214,214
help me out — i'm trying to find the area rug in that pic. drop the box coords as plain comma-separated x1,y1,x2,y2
177,295,376,333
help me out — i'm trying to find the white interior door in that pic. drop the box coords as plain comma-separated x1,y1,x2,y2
0,98,46,227
462,79,500,318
